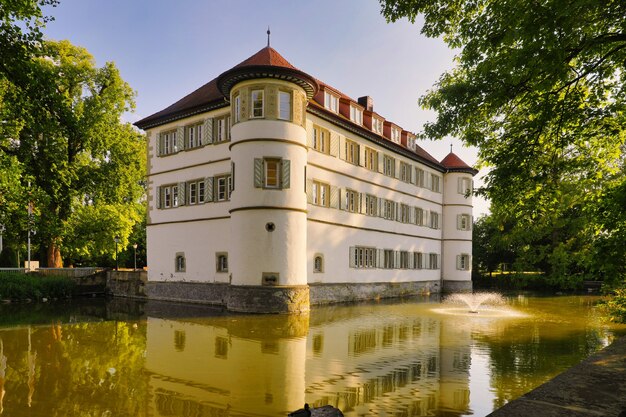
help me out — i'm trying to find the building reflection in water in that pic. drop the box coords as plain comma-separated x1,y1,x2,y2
144,299,472,417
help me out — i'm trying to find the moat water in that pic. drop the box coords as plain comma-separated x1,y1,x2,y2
0,294,624,417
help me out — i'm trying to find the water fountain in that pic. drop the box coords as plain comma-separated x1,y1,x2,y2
432,292,526,318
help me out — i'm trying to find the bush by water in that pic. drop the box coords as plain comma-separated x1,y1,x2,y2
0,272,75,301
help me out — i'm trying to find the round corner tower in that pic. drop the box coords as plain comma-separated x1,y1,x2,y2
441,152,477,293
217,47,318,313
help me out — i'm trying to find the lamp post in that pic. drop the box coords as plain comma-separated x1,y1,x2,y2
0,224,5,254
132,243,138,270
114,235,120,271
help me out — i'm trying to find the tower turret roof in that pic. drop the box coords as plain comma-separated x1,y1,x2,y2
440,152,478,175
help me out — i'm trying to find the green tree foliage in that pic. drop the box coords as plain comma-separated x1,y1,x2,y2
0,4,146,267
381,0,626,286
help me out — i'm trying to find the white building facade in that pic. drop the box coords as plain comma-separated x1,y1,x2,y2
135,46,476,313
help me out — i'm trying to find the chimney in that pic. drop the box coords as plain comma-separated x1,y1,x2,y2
358,96,374,112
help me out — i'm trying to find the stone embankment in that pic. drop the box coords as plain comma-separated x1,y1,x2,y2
488,336,626,417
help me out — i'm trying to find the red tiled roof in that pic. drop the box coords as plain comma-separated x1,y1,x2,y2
232,46,298,70
134,46,452,172
441,152,475,172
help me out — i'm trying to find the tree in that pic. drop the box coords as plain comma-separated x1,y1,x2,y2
381,0,626,285
1,39,145,267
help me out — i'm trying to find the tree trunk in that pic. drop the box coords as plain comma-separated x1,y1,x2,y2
47,241,63,268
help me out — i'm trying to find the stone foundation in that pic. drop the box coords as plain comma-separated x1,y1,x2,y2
442,280,472,293
227,285,310,314
108,279,450,313
309,280,440,305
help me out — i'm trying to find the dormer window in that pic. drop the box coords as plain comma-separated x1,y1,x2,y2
372,118,383,135
324,91,339,113
350,105,363,125
391,128,401,143
407,135,416,150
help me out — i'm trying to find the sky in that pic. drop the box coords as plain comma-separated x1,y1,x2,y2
41,0,489,215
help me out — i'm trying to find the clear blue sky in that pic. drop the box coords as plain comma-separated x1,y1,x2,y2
41,0,489,215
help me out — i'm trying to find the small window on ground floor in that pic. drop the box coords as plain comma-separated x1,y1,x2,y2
216,252,228,272
313,254,324,273
175,252,186,272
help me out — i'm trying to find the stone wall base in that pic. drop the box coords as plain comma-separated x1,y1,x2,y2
309,280,440,306
109,279,452,313
442,280,472,293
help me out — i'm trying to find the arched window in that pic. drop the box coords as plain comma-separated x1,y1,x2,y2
175,253,186,272
313,254,324,273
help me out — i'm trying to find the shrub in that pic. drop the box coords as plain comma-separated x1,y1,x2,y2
599,288,626,323
0,272,76,300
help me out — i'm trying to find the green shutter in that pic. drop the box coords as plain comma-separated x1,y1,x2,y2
281,159,290,189
204,117,214,144
254,158,264,188
230,162,235,192
155,135,161,156
176,126,184,152
178,182,186,206
205,177,214,202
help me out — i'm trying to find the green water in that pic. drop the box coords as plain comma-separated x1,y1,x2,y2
0,294,623,417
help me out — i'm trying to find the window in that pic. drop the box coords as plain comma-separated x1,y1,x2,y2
383,249,395,269
400,162,412,183
415,168,425,187
350,105,363,125
278,91,291,120
431,175,441,192
233,94,240,123
372,118,383,134
457,214,472,231
413,252,423,269
186,123,202,149
430,211,440,229
414,207,424,226
351,246,376,268
400,204,411,223
383,155,395,177
324,91,339,113
312,125,330,154
187,179,205,205
457,254,470,271
383,199,396,220
407,135,416,150
458,177,473,195
391,128,401,143
216,252,228,272
216,175,231,201
160,130,176,155
364,147,378,171
254,158,290,189
365,194,377,216
345,189,359,213
251,89,264,118
345,139,359,165
429,253,439,270
215,115,230,143
175,253,186,272
313,254,324,273
312,181,330,207
160,184,181,209
399,251,410,269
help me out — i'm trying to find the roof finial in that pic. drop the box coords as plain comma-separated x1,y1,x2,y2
267,26,271,47
450,143,453,153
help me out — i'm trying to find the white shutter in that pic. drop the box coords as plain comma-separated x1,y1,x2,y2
394,251,400,269
377,249,384,269
281,159,290,189
359,193,365,214
456,255,462,270
203,117,213,145
308,126,315,148
254,159,264,188
457,177,464,193
378,153,384,173
155,135,161,156
330,186,339,209
155,186,161,209
306,179,314,204
349,246,356,268
330,132,340,157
